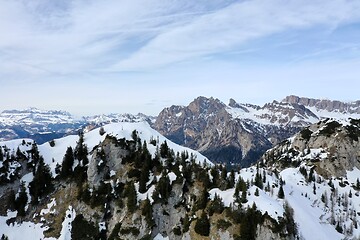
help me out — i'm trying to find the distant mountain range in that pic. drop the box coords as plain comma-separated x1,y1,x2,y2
0,108,152,144
1,95,359,166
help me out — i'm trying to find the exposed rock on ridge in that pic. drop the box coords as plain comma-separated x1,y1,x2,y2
283,95,360,114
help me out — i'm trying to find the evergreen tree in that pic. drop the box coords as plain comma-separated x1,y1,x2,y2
284,201,297,236
142,198,154,227
74,132,89,166
254,169,263,189
336,221,343,233
72,133,89,185
28,142,40,171
210,167,220,188
240,204,262,240
255,188,260,196
228,169,235,188
71,214,99,240
139,167,149,194
160,141,169,158
182,213,191,233
278,185,285,199
195,187,209,210
241,189,248,203
208,193,224,216
1,234,9,240
29,157,53,204
125,182,137,213
308,168,315,182
194,211,210,236
15,181,28,217
61,146,74,179
155,173,172,203
262,169,267,183
0,147,3,161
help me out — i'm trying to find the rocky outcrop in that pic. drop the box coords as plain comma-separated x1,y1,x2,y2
263,118,360,177
283,95,360,114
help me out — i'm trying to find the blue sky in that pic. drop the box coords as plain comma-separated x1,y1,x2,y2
1,0,360,116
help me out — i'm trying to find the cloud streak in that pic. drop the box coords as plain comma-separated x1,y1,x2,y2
1,0,360,78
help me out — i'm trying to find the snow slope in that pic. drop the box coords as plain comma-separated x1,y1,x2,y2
0,121,211,240
38,121,211,176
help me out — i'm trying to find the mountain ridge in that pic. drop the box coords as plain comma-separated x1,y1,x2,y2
1,95,360,167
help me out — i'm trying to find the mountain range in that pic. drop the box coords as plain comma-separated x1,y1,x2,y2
154,95,360,166
1,95,359,167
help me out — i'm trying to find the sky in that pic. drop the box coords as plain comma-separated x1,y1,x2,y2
1,0,360,116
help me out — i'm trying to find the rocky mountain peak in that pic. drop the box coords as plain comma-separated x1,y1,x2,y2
282,95,360,114
188,96,225,115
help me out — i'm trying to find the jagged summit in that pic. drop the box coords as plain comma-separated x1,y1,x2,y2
282,95,360,114
153,95,360,166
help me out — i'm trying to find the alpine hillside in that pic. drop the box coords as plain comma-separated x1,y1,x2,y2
1,119,360,239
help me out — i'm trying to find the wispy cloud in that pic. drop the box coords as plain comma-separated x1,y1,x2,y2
113,0,360,70
1,0,360,79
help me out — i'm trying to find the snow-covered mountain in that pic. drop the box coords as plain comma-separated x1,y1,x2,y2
0,119,359,239
260,117,360,239
0,108,153,144
153,95,360,166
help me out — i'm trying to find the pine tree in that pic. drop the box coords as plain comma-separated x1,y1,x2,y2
155,173,172,203
0,147,3,161
160,141,169,158
142,198,154,227
194,211,210,236
61,146,74,179
284,201,297,236
308,168,315,182
254,168,263,189
125,182,137,213
240,203,261,240
29,157,53,204
336,221,343,233
241,189,248,203
228,169,235,188
208,193,224,216
1,234,9,240
74,132,89,166
278,185,285,199
15,181,28,217
195,187,209,210
255,188,260,196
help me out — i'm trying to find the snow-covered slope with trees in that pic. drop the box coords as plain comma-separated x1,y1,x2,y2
1,119,359,239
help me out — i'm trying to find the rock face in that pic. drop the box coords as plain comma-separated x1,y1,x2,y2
283,95,360,114
154,96,360,166
263,118,360,177
154,97,272,167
